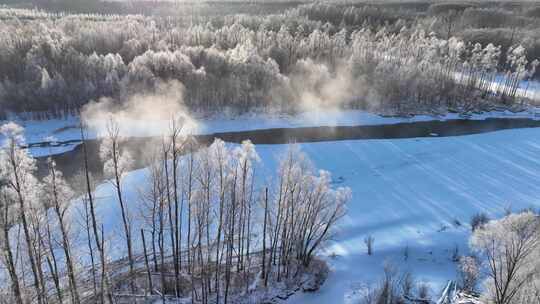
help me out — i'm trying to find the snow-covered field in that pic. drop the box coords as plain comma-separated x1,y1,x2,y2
4,107,540,157
67,126,540,303
263,128,540,303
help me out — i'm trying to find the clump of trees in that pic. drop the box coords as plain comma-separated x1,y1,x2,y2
0,120,350,303
0,3,538,119
135,134,350,302
356,263,432,304
468,211,540,304
470,212,489,231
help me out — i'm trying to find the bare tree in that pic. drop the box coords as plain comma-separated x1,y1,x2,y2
42,158,81,304
208,138,231,303
169,116,185,295
42,202,62,303
100,117,135,292
261,187,269,286
364,235,375,256
140,229,153,294
80,122,114,304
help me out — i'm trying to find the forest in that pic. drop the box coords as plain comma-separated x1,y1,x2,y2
0,1,539,119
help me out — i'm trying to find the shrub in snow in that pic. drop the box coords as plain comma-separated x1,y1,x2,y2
301,259,330,292
417,282,431,301
470,213,489,232
403,245,410,261
364,235,374,256
451,245,460,262
458,256,479,293
356,264,431,304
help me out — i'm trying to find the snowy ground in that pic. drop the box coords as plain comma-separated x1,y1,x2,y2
3,107,540,157
282,129,540,304
62,126,540,303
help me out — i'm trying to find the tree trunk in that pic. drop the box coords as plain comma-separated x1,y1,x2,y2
80,125,113,304
261,188,268,286
112,139,135,293
49,161,80,304
9,146,45,304
1,197,24,304
141,229,153,294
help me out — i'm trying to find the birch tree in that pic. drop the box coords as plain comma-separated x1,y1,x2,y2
0,188,24,304
99,117,135,291
0,122,45,304
80,122,114,304
42,158,81,304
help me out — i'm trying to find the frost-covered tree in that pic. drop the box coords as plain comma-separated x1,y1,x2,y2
164,115,187,296
0,122,45,304
470,212,540,304
0,188,23,304
80,121,114,304
458,256,480,293
134,140,349,302
41,157,81,304
272,145,350,269
99,117,135,291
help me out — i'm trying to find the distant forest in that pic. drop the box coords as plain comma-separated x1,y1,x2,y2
0,1,539,119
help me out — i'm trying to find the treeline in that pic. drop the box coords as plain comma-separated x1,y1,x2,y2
294,2,540,74
5,0,302,17
425,3,540,74
0,3,538,118
0,118,350,303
